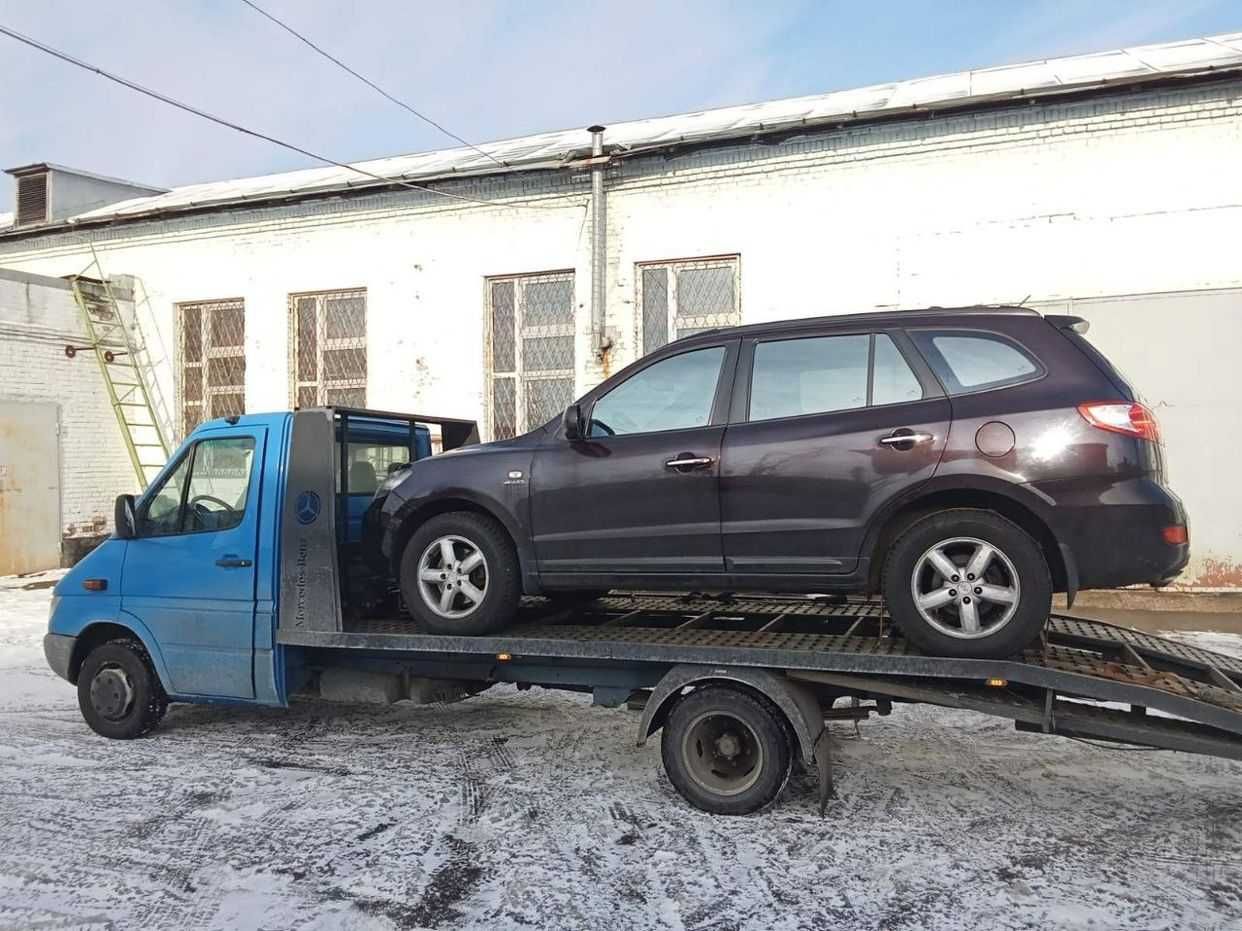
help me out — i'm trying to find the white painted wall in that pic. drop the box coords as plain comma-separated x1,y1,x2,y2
0,269,136,562
0,79,1238,582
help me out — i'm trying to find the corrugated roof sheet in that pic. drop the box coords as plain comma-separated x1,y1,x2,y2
13,32,1242,230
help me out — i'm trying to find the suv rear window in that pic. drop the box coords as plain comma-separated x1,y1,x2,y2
909,330,1042,395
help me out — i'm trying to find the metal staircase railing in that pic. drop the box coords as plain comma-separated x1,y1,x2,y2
68,246,173,488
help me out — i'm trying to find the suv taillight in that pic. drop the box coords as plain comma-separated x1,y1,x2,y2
1077,401,1160,441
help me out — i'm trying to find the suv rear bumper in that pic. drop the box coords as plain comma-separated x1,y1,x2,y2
1036,477,1189,590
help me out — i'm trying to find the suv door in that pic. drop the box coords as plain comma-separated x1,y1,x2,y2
121,428,265,698
720,330,949,578
531,340,738,585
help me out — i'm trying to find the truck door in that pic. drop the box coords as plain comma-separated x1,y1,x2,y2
121,428,266,698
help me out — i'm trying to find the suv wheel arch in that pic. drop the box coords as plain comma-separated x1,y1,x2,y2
389,495,538,593
866,487,1071,597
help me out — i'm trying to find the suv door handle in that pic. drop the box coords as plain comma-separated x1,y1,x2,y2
215,555,253,568
665,455,715,471
878,432,933,447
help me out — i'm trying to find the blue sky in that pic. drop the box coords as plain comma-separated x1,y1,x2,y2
0,0,1238,202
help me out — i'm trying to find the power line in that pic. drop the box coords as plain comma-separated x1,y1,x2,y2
0,23,567,212
238,0,507,170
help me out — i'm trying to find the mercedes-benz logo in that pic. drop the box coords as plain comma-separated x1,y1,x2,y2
295,490,321,526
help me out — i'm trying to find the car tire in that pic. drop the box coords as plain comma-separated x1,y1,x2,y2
77,638,168,740
400,511,521,635
660,686,793,815
882,508,1051,659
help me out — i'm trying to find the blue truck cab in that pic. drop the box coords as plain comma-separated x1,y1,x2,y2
43,407,476,738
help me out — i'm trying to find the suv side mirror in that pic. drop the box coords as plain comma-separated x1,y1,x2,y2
562,403,585,441
114,494,137,540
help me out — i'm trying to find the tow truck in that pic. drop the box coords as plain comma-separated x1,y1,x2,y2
44,408,1242,814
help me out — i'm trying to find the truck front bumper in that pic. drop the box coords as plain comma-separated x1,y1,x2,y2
44,633,76,682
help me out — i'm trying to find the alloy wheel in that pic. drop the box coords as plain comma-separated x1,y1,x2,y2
909,536,1021,640
417,534,489,620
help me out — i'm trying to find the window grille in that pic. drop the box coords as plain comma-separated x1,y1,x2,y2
177,298,245,437
637,256,741,354
290,288,368,408
485,271,575,439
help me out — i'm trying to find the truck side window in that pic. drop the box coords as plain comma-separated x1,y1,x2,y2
139,437,256,537
588,346,726,437
141,453,192,537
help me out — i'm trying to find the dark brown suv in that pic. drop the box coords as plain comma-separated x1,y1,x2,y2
369,306,1188,659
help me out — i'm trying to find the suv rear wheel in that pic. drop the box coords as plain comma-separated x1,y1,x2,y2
882,509,1051,658
400,511,521,634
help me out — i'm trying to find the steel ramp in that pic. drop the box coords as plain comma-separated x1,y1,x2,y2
278,593,1242,759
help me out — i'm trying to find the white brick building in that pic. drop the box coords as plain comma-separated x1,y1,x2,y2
2,34,1241,586
0,268,137,569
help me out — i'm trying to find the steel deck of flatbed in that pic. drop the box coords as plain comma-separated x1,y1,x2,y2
276,594,1242,758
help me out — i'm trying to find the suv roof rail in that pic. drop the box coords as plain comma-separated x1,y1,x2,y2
669,304,1042,344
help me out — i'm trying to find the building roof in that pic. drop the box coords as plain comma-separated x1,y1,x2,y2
3,162,168,192
5,32,1241,234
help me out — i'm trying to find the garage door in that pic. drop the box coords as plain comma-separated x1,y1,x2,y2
0,401,61,575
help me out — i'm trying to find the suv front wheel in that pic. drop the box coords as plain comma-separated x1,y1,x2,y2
882,509,1051,658
400,511,522,635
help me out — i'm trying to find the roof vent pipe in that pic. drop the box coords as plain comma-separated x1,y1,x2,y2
588,125,611,358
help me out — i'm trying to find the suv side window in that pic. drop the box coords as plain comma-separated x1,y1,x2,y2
749,333,924,421
589,345,726,437
139,436,256,536
910,329,1041,394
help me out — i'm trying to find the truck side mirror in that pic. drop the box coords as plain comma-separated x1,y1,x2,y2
114,494,137,540
563,403,585,441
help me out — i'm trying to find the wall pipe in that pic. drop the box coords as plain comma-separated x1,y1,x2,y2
588,124,610,357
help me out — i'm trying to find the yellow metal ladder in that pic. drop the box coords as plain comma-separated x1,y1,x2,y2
68,247,172,488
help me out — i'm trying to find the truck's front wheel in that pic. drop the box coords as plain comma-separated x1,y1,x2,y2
77,638,168,739
400,511,521,634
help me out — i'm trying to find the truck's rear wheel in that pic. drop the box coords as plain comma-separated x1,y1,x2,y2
660,686,793,815
77,638,168,739
400,511,521,635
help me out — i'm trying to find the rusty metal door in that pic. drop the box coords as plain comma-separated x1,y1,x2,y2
0,401,61,575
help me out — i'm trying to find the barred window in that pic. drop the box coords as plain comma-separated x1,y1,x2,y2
178,298,245,437
290,289,367,409
486,271,575,440
637,256,740,355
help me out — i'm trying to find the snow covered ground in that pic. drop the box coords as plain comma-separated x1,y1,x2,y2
2,572,1241,931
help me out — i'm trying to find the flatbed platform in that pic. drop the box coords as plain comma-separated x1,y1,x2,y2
279,594,1242,765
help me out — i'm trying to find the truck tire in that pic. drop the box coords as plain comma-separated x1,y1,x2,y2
77,638,168,739
400,511,521,635
882,508,1051,659
660,686,793,815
